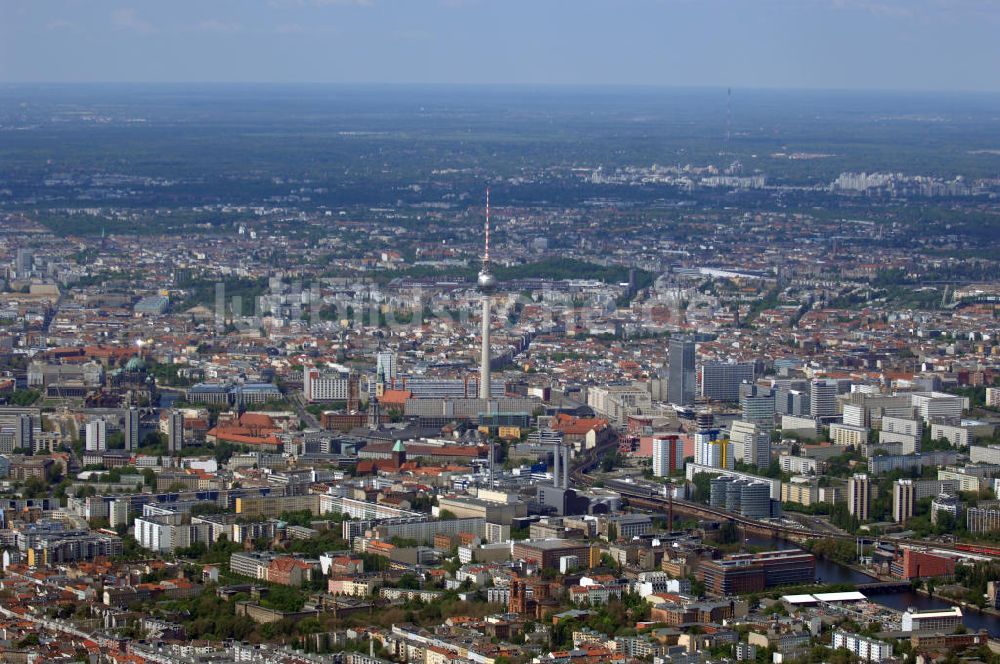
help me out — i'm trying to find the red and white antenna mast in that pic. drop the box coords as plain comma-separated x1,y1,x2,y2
484,187,491,266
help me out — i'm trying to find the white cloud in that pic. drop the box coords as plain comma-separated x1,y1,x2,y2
393,29,433,41
275,22,339,34
194,19,245,33
828,0,915,19
111,8,155,33
268,0,374,7
276,22,306,33
826,0,1000,22
45,19,75,31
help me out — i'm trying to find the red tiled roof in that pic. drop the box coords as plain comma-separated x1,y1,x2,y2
552,413,609,435
379,389,412,406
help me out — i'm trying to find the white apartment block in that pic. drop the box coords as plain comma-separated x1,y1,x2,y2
778,454,819,475
910,391,966,424
878,430,920,455
848,474,870,521
841,403,866,428
938,469,988,492
974,446,1000,467
882,415,923,438
830,423,868,447
831,631,892,662
932,422,970,448
986,387,1000,408
587,385,653,426
781,415,821,439
782,476,819,506
134,513,212,553
304,367,351,402
85,419,107,452
841,394,913,428
729,420,770,469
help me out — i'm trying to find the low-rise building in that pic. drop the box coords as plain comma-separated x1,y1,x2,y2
781,476,818,506
329,575,382,597
891,548,955,580
511,539,598,570
831,631,893,662
829,423,868,447
778,455,819,475
901,606,963,632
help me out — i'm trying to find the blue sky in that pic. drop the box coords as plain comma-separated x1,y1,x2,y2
2,0,999,91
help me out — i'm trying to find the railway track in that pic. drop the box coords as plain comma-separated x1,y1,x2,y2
568,446,1000,559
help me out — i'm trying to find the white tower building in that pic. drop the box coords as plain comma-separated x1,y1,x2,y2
86,419,107,452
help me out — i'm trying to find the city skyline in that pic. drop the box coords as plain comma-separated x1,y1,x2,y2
1,2,1000,658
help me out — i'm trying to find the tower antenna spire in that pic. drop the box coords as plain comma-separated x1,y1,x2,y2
484,187,491,266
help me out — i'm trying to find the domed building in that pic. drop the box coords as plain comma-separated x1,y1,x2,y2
111,355,148,385
108,355,157,406
124,356,147,373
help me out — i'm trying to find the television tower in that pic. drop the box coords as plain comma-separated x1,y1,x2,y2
478,188,497,401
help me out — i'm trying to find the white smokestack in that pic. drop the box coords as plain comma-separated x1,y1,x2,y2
563,445,570,490
553,442,560,488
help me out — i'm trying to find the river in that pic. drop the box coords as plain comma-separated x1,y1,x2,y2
159,391,180,408
745,535,1000,636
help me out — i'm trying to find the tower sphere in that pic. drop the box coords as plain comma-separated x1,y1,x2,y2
478,270,496,292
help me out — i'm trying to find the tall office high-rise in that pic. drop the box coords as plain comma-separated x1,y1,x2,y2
15,248,32,278
376,350,397,385
668,336,696,406
740,384,776,431
747,433,772,471
700,361,755,403
85,419,107,452
730,420,771,469
167,411,185,454
775,384,810,417
125,407,140,451
848,473,871,521
810,379,839,419
893,479,915,523
15,414,34,453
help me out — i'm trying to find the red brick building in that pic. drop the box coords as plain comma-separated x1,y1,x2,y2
511,540,596,570
267,557,312,587
698,559,766,596
698,550,815,596
892,549,955,580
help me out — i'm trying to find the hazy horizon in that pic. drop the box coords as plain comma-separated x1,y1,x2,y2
3,82,1000,95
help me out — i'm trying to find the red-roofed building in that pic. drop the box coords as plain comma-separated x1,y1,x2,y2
206,412,284,451
551,413,614,448
379,389,412,408
267,557,313,587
